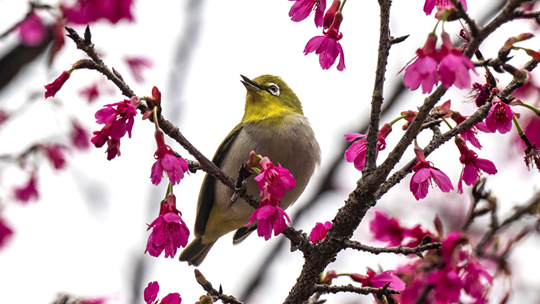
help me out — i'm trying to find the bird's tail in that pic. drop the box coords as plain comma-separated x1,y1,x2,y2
179,237,216,266
232,224,257,245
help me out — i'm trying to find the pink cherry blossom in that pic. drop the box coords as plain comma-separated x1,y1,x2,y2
145,194,189,258
125,56,153,83
144,281,159,304
456,139,497,194
470,82,491,107
70,120,91,150
161,293,182,304
79,82,100,103
440,231,467,265
91,97,139,160
45,71,71,98
309,221,332,243
61,0,134,25
323,0,340,28
351,270,406,291
150,128,189,185
424,0,467,15
14,173,39,203
369,210,405,246
410,145,453,200
463,261,493,299
451,112,483,149
402,224,433,247
480,100,514,134
344,123,392,171
0,217,13,249
246,194,291,241
439,32,477,90
42,144,67,170
402,33,439,93
254,157,296,198
304,12,345,71
17,12,46,46
289,0,326,27
427,267,463,303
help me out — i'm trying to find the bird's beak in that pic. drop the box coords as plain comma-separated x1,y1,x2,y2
240,75,263,92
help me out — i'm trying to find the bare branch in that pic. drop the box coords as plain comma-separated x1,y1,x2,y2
343,239,441,257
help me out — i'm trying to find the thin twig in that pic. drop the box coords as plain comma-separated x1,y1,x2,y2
194,270,244,304
313,284,400,296
343,240,441,258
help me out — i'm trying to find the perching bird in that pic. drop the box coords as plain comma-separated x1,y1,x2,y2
179,75,320,266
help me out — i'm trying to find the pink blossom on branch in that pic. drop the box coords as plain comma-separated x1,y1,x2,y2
144,281,159,304
246,192,291,241
304,12,345,71
369,210,405,246
289,0,327,27
344,123,392,171
410,145,453,200
145,193,190,258
254,157,296,198
150,128,189,185
451,111,482,149
161,293,182,304
424,0,467,15
426,267,463,303
45,71,71,98
455,137,497,194
438,31,477,90
350,270,406,291
401,33,439,94
476,100,514,134
309,221,332,243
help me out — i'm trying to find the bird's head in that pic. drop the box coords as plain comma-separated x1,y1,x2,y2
240,75,303,124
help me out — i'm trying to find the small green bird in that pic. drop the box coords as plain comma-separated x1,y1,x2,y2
179,75,321,266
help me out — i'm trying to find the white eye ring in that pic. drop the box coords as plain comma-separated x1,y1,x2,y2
267,83,280,96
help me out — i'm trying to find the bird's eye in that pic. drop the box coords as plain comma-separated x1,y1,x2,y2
267,83,280,96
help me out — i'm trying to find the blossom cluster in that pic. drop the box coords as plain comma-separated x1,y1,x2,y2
370,210,493,304
144,281,182,304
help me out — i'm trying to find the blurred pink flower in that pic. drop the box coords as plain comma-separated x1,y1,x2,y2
456,139,497,194
70,120,91,150
369,210,405,246
45,71,71,98
309,221,332,243
61,0,134,25
17,12,46,46
402,33,439,93
427,267,463,303
146,194,189,258
254,157,295,198
79,82,100,103
144,281,159,304
463,261,493,299
350,270,406,291
424,0,467,15
161,293,182,304
410,145,453,200
43,144,67,170
150,128,189,185
0,217,13,249
289,0,327,27
14,173,39,203
125,56,153,83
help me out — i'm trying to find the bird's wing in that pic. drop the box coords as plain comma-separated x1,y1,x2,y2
194,124,244,237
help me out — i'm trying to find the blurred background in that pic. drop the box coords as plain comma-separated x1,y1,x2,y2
0,0,539,303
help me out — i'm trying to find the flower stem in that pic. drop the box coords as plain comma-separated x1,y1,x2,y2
339,0,347,12
442,118,453,130
518,102,540,115
390,115,407,126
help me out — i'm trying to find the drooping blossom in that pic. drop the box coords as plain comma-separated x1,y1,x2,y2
455,137,497,194
451,111,482,149
309,221,332,243
369,210,433,248
423,0,467,15
344,123,392,171
246,191,291,241
70,120,91,150
470,82,491,107
14,173,39,203
91,96,140,160
427,267,464,303
401,33,439,93
17,12,46,46
79,82,100,103
476,100,514,134
320,270,338,284
0,217,13,249
438,32,477,90
254,157,295,198
144,281,159,304
289,0,327,27
125,56,153,83
45,71,71,98
161,293,182,304
145,193,190,258
42,144,67,170
61,0,134,25
350,270,406,291
150,128,189,185
304,12,345,71
462,261,493,299
440,231,468,265
323,0,340,28
142,86,162,120
410,144,453,200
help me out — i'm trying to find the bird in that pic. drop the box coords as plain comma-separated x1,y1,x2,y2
179,75,321,266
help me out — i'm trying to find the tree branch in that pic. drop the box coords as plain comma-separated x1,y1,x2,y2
343,239,441,258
